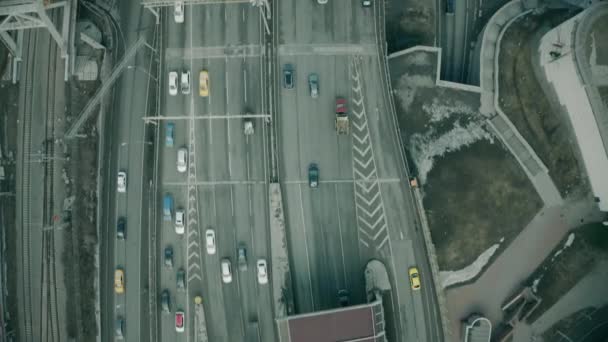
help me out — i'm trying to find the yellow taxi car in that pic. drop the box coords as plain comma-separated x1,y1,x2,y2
199,70,209,97
408,267,421,290
115,268,125,294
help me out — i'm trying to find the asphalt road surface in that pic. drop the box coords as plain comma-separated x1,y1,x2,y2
157,3,275,342
276,0,442,341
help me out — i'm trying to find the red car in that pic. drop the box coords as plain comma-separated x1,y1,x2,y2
336,98,347,114
175,311,184,332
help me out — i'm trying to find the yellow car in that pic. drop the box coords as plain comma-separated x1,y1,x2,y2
115,268,125,294
409,267,421,290
199,70,209,97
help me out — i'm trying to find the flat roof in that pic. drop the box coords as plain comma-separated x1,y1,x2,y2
277,301,385,342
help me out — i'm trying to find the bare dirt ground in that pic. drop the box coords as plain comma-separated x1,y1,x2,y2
389,50,542,271
524,222,608,323
62,80,100,340
385,0,435,53
498,11,589,199
542,305,608,342
0,80,20,340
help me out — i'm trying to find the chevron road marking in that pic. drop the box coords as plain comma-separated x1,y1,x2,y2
353,133,369,145
355,191,380,207
188,240,198,249
376,234,390,250
189,251,199,260
352,119,367,132
188,263,200,271
359,238,370,248
354,168,375,180
357,204,382,219
352,109,365,119
188,273,201,282
358,213,384,230
358,228,373,240
355,181,376,194
188,229,197,238
353,143,372,156
372,226,386,240
352,97,364,107
352,84,361,93
354,156,374,169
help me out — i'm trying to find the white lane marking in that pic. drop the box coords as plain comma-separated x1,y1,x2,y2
242,7,245,22
298,184,316,310
230,185,235,217
243,68,248,103
334,184,348,286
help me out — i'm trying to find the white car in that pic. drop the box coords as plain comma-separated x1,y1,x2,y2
177,147,188,173
175,210,185,235
257,259,268,284
117,171,127,193
181,71,191,95
205,229,216,255
221,259,232,283
168,71,178,96
318,0,328,3
174,2,184,23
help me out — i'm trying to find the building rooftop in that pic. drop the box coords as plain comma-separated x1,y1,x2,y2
276,299,385,342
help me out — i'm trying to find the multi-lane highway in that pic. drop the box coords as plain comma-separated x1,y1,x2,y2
275,0,443,341
100,0,444,341
156,3,275,342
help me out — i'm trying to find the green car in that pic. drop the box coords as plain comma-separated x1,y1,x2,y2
308,164,319,188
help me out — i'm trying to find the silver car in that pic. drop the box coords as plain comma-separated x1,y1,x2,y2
177,147,188,173
308,73,319,98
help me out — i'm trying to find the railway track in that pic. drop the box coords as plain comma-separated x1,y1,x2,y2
39,9,62,342
18,29,37,342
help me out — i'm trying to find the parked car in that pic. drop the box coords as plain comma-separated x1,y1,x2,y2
257,259,268,284
176,268,185,291
308,73,319,98
117,217,126,240
237,245,247,271
169,71,178,96
177,147,188,173
181,70,191,94
115,317,125,339
117,171,127,193
199,70,209,97
205,229,216,255
161,289,171,313
166,122,174,147
283,64,294,89
221,258,232,283
409,267,421,290
174,2,184,23
164,246,174,268
175,209,185,235
114,268,125,294
308,163,319,188
175,311,185,332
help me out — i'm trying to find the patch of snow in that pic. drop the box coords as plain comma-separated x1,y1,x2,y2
395,73,435,110
564,233,575,248
405,52,432,66
532,276,543,293
500,237,505,243
439,243,500,288
410,120,494,184
423,99,477,123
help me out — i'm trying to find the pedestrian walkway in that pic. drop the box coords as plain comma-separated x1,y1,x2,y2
478,0,563,207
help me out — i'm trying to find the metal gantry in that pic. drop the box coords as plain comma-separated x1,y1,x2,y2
0,0,71,61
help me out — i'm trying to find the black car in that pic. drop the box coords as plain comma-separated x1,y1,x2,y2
237,245,247,271
283,64,294,89
164,246,173,268
176,268,185,291
338,289,350,307
115,317,125,339
308,163,319,188
117,217,126,240
161,289,171,313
